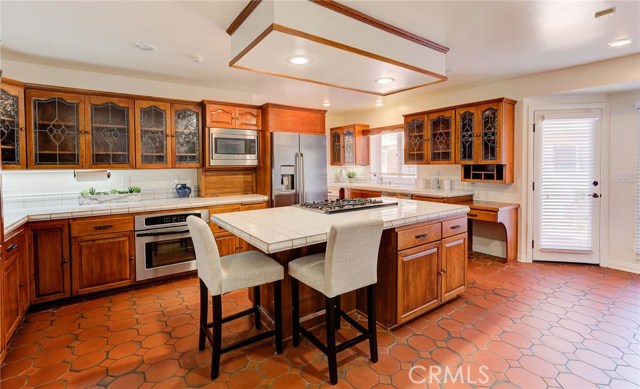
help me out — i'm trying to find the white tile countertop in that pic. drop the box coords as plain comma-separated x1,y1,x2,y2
328,182,475,198
3,194,268,236
211,198,470,254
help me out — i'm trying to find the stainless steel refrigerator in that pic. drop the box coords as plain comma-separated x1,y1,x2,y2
271,132,327,207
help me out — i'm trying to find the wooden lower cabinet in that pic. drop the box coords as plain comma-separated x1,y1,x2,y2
210,202,267,256
214,233,239,257
2,229,29,347
346,189,382,198
369,214,468,328
31,220,71,304
71,231,134,295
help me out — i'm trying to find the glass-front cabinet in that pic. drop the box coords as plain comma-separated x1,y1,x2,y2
457,106,477,163
27,90,84,169
427,110,454,164
171,104,201,167
86,96,135,168
456,103,503,164
330,128,343,165
343,127,355,165
329,124,369,166
479,103,500,163
404,115,426,164
0,82,26,169
135,100,171,168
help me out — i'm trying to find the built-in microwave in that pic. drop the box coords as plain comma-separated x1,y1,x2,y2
209,127,259,166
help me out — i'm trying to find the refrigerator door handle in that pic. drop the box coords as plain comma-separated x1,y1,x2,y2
294,152,301,204
299,153,305,203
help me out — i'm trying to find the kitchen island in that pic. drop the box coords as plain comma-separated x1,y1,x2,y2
211,198,470,333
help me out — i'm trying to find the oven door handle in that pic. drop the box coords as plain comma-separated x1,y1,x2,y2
135,229,190,237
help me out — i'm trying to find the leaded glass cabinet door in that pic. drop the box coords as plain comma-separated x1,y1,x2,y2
456,107,478,164
427,110,454,164
404,115,426,164
171,104,201,168
135,100,171,168
330,129,343,165
0,83,26,169
86,96,135,168
27,90,84,169
343,127,355,165
478,103,501,164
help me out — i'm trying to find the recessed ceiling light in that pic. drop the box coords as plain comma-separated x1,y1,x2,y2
375,101,384,107
288,56,311,65
134,43,157,52
191,55,204,63
322,102,331,107
607,39,632,47
375,77,395,85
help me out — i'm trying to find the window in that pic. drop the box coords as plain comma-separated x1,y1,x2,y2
636,104,640,259
369,131,416,177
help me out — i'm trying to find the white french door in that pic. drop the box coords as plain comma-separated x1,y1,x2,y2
532,110,602,264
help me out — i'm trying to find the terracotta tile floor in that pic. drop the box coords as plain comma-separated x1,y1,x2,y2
2,253,639,388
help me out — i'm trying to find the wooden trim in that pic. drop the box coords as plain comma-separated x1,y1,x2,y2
367,124,403,135
259,103,326,114
226,0,262,35
403,97,518,117
201,100,260,110
25,83,200,106
0,77,25,88
310,0,449,53
229,24,275,67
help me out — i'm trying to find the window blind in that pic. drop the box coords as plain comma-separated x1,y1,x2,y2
539,116,597,251
370,131,416,177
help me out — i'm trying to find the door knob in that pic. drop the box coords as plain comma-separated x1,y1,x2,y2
593,181,599,186
591,193,600,198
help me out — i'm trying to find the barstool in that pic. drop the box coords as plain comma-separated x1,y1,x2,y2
187,216,284,379
288,219,384,385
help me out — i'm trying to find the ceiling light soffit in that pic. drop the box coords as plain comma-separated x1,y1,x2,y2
227,0,448,96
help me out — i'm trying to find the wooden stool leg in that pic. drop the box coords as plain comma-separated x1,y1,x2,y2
274,280,283,354
253,285,262,330
291,278,301,347
211,294,222,380
367,285,378,363
326,296,338,385
334,295,341,329
198,279,207,351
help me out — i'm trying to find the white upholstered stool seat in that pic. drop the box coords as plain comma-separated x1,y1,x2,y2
219,251,284,294
288,219,384,385
187,216,284,380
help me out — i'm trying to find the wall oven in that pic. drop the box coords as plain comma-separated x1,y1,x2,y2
134,210,209,281
209,127,259,166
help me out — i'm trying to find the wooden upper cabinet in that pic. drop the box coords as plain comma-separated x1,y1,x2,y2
205,103,261,130
404,115,427,164
171,103,202,168
0,81,26,169
85,96,135,169
261,104,326,134
329,124,369,166
427,109,455,164
456,105,478,164
26,89,85,169
135,100,172,168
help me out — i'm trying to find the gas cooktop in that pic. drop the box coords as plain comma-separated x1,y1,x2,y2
295,198,398,214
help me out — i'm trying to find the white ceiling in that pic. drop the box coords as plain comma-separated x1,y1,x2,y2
1,1,639,113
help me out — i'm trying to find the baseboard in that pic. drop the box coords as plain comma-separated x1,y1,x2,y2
607,260,640,274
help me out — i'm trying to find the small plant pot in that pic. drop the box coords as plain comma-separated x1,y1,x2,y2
79,192,142,205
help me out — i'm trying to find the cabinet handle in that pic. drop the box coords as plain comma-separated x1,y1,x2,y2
415,234,428,239
62,259,69,264
6,244,18,252
450,225,461,230
468,213,478,217
94,224,113,230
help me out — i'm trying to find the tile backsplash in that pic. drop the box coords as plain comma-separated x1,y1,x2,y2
2,169,199,209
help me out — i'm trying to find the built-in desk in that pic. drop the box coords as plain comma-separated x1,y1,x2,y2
457,200,519,262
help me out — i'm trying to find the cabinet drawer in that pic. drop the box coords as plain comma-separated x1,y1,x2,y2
442,217,467,238
240,202,267,211
467,209,498,222
397,223,441,251
210,205,240,233
3,230,24,258
71,216,134,237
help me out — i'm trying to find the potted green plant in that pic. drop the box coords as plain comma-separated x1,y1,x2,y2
79,186,142,205
346,170,357,183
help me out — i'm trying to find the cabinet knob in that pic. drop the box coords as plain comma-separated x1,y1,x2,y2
19,127,25,132
19,283,24,288
130,256,135,261
442,269,447,273
62,259,69,264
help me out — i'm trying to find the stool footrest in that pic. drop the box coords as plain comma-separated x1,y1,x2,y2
215,307,259,325
337,333,370,353
340,310,367,334
221,330,276,354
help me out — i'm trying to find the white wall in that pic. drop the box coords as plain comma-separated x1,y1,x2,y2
335,54,640,267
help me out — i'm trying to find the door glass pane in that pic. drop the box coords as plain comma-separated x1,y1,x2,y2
0,89,20,165
33,97,80,165
459,110,475,162
175,109,200,165
405,119,425,163
430,115,452,161
331,131,341,164
540,117,596,251
140,106,167,165
343,128,355,164
91,102,130,165
481,108,498,161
